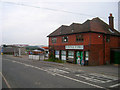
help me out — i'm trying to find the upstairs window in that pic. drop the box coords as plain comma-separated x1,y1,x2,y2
76,34,84,42
106,35,110,42
62,36,68,42
51,37,57,43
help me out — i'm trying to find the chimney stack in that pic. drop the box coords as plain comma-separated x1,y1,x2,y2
108,13,114,29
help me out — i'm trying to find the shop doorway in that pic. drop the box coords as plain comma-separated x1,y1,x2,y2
76,51,84,65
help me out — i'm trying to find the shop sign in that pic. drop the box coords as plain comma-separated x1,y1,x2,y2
65,45,84,50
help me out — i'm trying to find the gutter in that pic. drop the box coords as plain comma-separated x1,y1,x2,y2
47,31,120,37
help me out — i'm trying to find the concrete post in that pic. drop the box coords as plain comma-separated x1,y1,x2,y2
18,48,21,56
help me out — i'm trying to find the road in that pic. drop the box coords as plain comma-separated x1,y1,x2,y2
0,55,2,89
1,55,120,89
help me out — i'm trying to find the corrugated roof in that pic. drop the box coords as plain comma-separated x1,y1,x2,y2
47,17,120,37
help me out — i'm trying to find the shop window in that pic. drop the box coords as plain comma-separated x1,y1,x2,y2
55,50,59,58
106,35,110,42
51,37,57,43
61,50,66,56
61,50,66,60
62,36,68,42
68,51,74,58
76,34,84,42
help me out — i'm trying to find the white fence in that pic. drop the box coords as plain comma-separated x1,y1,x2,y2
29,55,45,60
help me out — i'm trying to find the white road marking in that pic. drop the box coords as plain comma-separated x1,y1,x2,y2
55,73,106,89
35,82,41,85
57,69,69,73
12,61,17,63
90,73,118,80
4,59,107,89
76,73,118,84
77,75,106,83
65,68,69,70
48,68,69,74
0,72,11,88
109,83,120,88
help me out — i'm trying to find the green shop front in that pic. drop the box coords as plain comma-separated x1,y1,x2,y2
54,45,89,65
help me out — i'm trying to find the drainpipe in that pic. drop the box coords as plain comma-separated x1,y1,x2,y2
89,32,91,65
103,34,105,65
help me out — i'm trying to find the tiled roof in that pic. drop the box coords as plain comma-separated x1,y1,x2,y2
47,17,120,37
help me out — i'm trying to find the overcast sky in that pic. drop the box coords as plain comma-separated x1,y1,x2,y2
0,0,119,46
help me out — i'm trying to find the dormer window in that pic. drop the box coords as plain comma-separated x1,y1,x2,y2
108,29,114,33
62,36,68,42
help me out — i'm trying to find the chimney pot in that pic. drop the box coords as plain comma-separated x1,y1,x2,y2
110,13,112,16
109,13,114,29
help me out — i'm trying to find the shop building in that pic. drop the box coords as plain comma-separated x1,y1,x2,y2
47,14,120,65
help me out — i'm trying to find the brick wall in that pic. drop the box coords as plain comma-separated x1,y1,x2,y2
48,32,120,65
49,33,91,46
89,44,104,65
104,36,120,63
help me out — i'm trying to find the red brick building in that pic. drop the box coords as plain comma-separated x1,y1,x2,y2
47,14,120,66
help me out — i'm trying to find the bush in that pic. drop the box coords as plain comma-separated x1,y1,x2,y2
45,52,64,63
49,53,54,59
44,58,64,63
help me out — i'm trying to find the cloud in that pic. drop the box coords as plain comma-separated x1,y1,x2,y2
2,0,120,3
1,1,118,45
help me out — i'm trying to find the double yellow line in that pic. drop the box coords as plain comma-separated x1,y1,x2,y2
0,72,11,88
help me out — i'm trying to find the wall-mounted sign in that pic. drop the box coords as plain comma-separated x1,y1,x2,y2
65,45,84,50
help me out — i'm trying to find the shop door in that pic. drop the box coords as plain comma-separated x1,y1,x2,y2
76,51,83,65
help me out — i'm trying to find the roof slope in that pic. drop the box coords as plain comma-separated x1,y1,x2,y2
90,18,120,35
47,17,120,37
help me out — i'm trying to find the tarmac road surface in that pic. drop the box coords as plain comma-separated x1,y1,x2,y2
2,55,120,89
